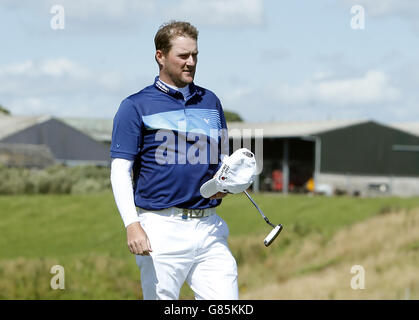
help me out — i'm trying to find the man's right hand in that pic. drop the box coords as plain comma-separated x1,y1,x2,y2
126,222,152,256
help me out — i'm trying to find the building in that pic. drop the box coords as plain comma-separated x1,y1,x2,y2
61,117,113,147
0,115,110,167
60,117,419,197
228,120,419,197
0,143,55,168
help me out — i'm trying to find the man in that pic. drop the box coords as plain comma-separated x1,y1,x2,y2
110,21,238,300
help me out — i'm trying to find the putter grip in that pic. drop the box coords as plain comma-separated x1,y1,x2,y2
264,224,282,247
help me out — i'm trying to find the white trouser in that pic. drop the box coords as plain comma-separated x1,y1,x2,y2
135,208,239,300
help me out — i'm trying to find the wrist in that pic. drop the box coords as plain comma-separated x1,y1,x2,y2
126,221,141,230
124,216,141,229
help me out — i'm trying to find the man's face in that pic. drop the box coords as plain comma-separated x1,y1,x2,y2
157,36,198,88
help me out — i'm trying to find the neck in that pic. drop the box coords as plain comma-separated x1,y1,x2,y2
159,77,188,90
158,73,189,89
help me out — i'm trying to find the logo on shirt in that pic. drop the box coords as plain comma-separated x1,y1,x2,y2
156,80,169,93
203,118,210,124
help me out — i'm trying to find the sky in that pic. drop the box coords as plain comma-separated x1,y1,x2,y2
1,0,419,124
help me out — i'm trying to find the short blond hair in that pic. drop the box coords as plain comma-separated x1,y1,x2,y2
154,20,199,54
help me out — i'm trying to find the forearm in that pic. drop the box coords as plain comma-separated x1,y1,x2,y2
110,158,140,228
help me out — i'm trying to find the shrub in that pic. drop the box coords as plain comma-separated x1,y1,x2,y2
0,165,111,195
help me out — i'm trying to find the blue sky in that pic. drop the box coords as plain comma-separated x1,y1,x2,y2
1,0,419,123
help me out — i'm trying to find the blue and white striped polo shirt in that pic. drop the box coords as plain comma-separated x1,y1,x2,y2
110,76,229,210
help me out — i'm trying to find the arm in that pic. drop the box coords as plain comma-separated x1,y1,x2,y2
210,98,229,200
110,158,152,255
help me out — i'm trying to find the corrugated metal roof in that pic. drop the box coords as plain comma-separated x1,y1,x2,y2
0,115,112,142
226,119,368,138
0,142,55,167
60,117,113,142
0,115,51,140
0,116,110,163
387,122,419,137
2,115,417,141
59,118,369,140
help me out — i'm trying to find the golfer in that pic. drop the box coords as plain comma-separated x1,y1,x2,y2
110,21,238,300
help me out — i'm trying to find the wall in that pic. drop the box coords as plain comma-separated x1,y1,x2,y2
317,173,419,197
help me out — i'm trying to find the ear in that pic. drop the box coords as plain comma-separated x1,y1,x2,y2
155,50,165,68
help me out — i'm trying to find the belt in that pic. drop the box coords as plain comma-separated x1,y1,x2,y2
137,207,216,219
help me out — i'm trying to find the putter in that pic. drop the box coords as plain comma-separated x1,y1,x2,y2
243,190,283,247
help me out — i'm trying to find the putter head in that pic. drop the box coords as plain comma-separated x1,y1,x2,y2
264,224,283,247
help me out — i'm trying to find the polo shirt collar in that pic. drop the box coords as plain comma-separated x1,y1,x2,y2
154,76,198,99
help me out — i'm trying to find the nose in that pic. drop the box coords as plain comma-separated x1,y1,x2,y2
186,54,196,66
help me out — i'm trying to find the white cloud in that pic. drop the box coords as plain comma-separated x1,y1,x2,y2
345,0,419,35
312,71,334,81
8,97,44,115
162,0,264,26
0,60,33,75
98,71,124,90
0,58,123,93
0,58,128,117
345,0,419,18
224,87,254,103
271,70,401,106
1,0,156,33
62,0,156,20
2,0,263,30
2,0,156,19
0,58,90,78
39,58,90,78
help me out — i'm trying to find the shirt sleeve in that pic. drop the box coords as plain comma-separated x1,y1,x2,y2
110,158,140,228
217,98,229,167
110,98,143,161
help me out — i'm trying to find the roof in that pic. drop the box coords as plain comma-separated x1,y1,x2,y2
65,118,372,140
0,142,56,167
0,115,111,163
386,122,419,137
0,115,114,143
226,119,369,138
2,115,418,141
0,115,52,140
59,118,370,141
60,117,114,142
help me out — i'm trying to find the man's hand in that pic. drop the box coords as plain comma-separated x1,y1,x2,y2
210,192,228,200
126,222,152,256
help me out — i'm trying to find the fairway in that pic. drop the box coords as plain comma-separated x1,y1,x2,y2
1,192,419,299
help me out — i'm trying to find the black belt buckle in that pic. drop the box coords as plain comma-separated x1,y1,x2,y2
191,209,205,218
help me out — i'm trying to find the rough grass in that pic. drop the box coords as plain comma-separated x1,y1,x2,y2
0,165,111,195
239,208,419,300
0,254,140,300
1,192,419,299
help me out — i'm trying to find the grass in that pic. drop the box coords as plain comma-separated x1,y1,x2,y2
239,207,419,299
1,191,419,299
221,192,419,237
0,193,126,259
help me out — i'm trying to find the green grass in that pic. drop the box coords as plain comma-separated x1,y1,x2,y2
220,192,419,237
0,193,126,259
1,191,419,299
295,257,341,276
